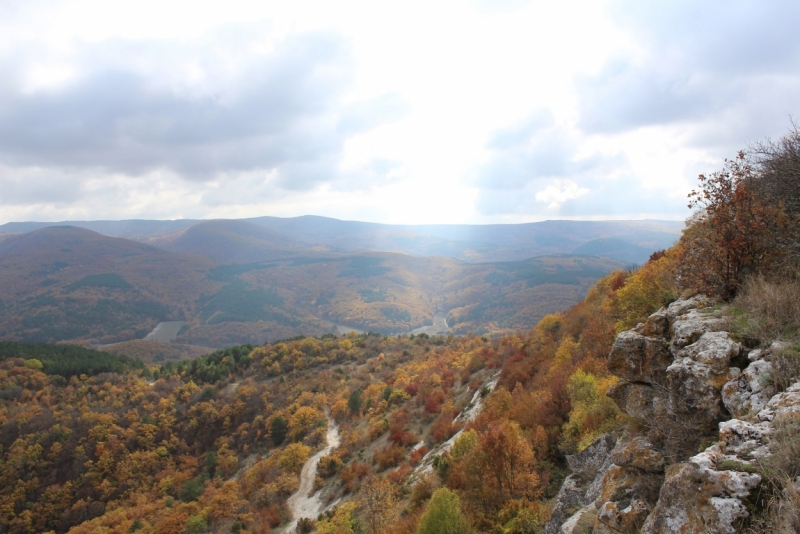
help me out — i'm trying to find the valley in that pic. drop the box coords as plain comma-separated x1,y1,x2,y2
1,3,797,532
408,313,450,336
0,216,681,265
0,167,796,533
0,218,646,348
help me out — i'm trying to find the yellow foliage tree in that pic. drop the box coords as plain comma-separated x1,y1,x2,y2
561,369,621,453
289,406,321,439
608,250,679,331
279,443,311,474
358,476,397,534
315,502,360,534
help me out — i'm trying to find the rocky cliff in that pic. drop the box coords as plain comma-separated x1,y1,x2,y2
546,296,800,534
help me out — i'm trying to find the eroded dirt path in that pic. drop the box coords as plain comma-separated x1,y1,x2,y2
412,371,500,478
284,408,340,533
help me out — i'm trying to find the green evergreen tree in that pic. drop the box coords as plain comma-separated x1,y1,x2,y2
270,416,288,446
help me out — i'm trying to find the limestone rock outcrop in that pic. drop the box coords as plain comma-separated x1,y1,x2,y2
546,296,800,534
545,434,616,534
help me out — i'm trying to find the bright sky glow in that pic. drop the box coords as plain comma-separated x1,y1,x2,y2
0,0,798,224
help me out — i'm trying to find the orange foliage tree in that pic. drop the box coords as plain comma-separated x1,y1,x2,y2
681,152,789,299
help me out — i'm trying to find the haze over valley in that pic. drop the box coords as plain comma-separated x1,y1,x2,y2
0,216,678,349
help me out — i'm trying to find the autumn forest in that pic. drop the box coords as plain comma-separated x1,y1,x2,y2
1,129,800,534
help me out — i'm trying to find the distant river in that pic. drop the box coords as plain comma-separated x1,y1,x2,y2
317,318,365,335
144,321,185,343
409,313,450,335
317,311,451,337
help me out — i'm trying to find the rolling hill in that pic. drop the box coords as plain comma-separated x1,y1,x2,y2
150,219,324,264
0,226,219,344
244,215,682,263
0,216,682,264
0,224,625,347
572,237,656,265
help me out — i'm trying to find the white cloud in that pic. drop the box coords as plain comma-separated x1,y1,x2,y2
535,180,589,209
0,0,796,225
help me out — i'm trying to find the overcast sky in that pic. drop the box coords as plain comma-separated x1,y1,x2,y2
1,0,798,225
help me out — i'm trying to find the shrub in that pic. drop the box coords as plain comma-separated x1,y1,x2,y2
318,454,344,478
424,390,446,414
560,370,621,454
769,345,800,394
270,416,288,446
24,358,43,370
734,276,800,343
200,386,217,401
374,443,406,471
348,389,363,414
609,249,679,331
431,414,459,443
185,515,208,534
680,152,792,299
279,443,311,474
750,123,800,224
409,446,429,466
297,517,316,533
179,476,206,502
410,473,437,508
339,461,370,491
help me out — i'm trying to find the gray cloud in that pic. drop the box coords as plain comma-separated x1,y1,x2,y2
579,1,800,138
473,112,632,218
0,167,84,205
0,32,359,190
475,112,624,191
476,175,685,218
556,176,686,217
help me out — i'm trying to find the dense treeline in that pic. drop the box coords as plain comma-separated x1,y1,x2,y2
0,330,503,533
156,344,256,384
0,342,144,378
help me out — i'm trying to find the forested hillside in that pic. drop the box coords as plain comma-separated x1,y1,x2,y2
0,244,683,534
0,130,798,533
0,225,621,347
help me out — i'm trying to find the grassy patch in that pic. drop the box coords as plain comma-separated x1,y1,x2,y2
733,276,800,344
718,459,759,474
771,345,800,393
745,414,800,533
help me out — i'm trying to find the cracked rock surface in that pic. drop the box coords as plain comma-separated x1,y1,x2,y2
546,297,800,534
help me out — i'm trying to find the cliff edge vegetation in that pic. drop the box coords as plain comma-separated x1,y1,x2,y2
0,128,798,533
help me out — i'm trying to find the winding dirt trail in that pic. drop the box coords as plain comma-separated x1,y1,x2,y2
284,408,340,533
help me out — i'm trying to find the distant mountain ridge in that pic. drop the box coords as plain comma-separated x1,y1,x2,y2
572,237,656,265
0,215,682,264
0,224,625,347
151,219,324,264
